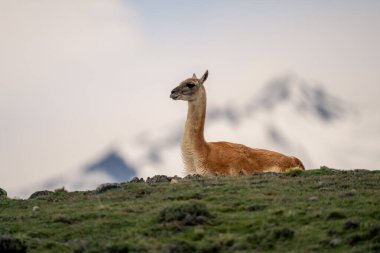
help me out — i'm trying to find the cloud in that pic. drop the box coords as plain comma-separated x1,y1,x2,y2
0,0,141,101
0,0,143,192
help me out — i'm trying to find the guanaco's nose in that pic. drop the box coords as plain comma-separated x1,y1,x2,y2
170,88,180,99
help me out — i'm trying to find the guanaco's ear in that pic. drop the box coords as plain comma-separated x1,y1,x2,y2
199,70,208,85
192,73,197,79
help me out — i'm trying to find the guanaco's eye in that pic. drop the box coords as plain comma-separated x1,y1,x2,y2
186,83,195,89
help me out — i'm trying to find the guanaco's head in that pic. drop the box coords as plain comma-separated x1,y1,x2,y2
170,70,208,101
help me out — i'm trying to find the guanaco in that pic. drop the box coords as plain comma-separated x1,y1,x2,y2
170,70,305,175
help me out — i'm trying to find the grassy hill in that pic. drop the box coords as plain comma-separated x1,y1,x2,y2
1,167,380,253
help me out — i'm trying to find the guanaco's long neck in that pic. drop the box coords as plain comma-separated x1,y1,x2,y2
183,86,208,153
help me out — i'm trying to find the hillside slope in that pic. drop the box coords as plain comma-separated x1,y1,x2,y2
1,168,380,253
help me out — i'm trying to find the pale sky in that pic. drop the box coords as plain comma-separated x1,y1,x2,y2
1,0,380,195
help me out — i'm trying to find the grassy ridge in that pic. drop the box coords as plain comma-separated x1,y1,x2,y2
1,168,380,253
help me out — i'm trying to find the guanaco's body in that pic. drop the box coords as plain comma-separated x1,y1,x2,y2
170,70,304,175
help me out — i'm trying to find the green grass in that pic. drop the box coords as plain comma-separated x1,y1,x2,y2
1,168,380,253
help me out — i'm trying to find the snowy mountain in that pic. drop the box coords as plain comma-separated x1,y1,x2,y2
18,150,137,198
245,75,350,122
84,150,136,182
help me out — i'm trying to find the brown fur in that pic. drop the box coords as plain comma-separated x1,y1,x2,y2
170,70,305,175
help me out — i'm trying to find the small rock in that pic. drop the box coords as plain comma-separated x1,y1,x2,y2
0,188,7,198
308,196,318,202
129,177,144,183
146,175,170,183
183,174,203,180
32,206,40,212
320,165,338,171
329,238,341,246
264,172,278,177
29,190,54,199
319,166,340,175
169,175,182,181
95,183,121,194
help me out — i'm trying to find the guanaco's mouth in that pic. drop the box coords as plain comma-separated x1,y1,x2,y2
170,94,180,100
